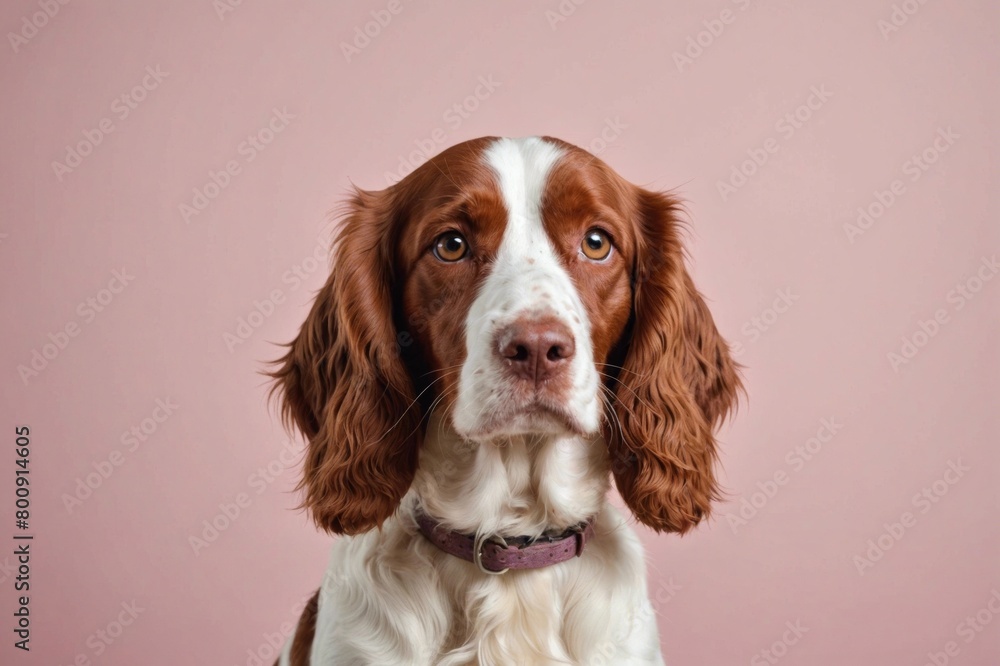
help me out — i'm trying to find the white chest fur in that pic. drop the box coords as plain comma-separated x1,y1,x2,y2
308,504,664,665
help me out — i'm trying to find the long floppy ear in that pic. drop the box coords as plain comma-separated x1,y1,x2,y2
270,188,420,535
608,190,741,534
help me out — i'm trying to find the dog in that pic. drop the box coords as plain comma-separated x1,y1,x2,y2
271,136,741,665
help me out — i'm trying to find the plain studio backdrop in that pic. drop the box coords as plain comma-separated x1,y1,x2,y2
1,1,998,664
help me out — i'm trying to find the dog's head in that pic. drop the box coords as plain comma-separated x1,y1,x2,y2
272,136,740,536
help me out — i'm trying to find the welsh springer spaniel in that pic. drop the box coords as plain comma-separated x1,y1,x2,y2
271,136,741,665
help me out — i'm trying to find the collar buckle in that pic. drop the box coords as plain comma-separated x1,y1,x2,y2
473,532,509,575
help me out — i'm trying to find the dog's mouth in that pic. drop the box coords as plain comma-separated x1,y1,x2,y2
463,398,593,441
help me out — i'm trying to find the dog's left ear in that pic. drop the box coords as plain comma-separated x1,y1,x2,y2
608,189,742,534
270,188,421,535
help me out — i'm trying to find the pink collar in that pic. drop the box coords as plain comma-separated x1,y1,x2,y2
415,511,596,575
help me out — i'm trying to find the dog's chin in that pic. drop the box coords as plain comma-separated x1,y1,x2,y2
457,401,596,443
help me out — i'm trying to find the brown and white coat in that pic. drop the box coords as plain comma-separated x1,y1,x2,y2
271,136,741,665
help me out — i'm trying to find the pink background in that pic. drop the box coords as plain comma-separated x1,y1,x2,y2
2,1,998,664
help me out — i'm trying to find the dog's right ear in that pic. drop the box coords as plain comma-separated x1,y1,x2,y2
608,189,742,535
270,188,421,535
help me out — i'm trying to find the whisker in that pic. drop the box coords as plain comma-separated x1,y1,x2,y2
598,389,627,449
594,362,650,380
596,371,659,415
598,383,641,426
418,364,466,378
402,380,459,444
374,373,456,443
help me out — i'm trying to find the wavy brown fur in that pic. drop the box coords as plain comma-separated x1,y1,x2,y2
269,188,421,535
606,189,742,534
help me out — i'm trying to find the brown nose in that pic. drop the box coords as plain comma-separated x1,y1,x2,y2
496,318,575,383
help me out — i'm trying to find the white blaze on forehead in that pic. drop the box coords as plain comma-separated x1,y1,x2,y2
481,136,572,315
451,137,602,439
483,137,563,242
479,137,570,303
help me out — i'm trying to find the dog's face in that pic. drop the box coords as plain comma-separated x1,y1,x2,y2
399,138,632,441
273,136,740,536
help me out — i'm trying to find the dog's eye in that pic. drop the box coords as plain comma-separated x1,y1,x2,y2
433,232,468,262
581,229,612,261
